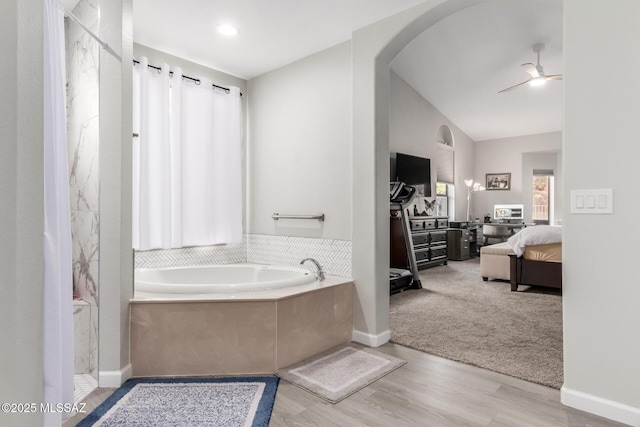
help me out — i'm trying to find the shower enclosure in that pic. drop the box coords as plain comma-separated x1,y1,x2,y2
65,0,101,402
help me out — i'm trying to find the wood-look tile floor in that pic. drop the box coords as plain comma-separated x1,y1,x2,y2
66,343,626,426
270,343,625,427
63,387,115,426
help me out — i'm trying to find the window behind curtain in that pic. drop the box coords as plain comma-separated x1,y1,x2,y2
532,169,554,225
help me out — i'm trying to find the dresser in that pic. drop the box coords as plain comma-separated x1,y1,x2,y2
391,216,449,271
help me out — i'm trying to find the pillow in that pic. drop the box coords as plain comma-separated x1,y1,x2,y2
507,225,562,257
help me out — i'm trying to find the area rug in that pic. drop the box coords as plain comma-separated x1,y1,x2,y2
76,376,279,427
276,342,406,403
390,259,563,389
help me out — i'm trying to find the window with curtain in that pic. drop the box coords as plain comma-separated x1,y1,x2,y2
435,144,454,185
132,57,243,250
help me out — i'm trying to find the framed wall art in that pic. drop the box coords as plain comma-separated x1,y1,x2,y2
486,173,511,190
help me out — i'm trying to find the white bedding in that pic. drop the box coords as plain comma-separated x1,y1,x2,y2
507,225,562,257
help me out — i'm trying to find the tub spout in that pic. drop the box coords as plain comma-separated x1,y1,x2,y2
300,258,326,281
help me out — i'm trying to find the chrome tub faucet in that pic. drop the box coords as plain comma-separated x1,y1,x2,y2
300,258,326,281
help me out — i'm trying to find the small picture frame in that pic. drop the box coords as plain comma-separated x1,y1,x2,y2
486,173,511,190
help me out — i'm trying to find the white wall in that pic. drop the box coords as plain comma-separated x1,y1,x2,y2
389,70,475,220
98,0,134,387
0,1,45,425
562,0,640,424
247,41,352,240
473,132,562,223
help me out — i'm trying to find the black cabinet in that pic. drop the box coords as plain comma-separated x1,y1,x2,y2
391,216,448,271
447,229,470,261
447,225,483,260
469,226,483,257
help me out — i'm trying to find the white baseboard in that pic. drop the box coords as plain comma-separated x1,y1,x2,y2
561,385,640,426
99,364,132,388
352,329,391,347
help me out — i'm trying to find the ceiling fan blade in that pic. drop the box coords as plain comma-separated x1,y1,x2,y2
545,74,563,81
521,63,539,78
498,79,531,93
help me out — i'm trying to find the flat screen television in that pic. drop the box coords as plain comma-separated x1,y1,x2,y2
493,204,524,221
391,152,431,197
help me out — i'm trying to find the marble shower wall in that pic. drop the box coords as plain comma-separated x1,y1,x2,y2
66,0,100,380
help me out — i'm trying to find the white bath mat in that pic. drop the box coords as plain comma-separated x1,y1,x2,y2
276,342,406,403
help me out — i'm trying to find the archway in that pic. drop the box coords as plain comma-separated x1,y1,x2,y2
351,0,492,345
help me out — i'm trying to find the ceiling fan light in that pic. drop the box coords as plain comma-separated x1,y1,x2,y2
529,77,546,87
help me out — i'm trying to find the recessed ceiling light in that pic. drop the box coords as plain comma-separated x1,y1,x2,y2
216,24,239,36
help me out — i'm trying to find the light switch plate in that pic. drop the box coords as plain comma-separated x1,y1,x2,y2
570,189,613,214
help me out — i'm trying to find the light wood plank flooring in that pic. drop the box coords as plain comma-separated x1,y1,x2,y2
271,343,625,426
66,343,626,426
63,387,114,426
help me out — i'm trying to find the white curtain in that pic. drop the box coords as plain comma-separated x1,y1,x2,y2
133,57,172,250
133,57,243,250
43,0,74,424
209,85,243,245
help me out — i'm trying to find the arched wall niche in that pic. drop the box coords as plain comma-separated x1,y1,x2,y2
438,124,455,147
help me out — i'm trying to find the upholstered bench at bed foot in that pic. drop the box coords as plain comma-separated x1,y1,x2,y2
480,242,514,281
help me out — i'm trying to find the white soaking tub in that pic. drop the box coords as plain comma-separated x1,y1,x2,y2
135,264,316,295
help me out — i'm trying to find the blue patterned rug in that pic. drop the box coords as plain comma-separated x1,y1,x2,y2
77,376,279,426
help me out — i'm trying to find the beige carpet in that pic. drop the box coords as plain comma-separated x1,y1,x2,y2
277,342,406,403
389,259,563,389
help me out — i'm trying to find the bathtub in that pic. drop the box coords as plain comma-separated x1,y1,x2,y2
135,264,316,295
130,263,354,377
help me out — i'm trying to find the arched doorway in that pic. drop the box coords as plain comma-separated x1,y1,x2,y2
351,0,493,345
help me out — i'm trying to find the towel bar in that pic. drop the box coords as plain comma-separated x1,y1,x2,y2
272,213,325,221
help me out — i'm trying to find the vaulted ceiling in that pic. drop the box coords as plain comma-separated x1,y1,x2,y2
390,0,563,141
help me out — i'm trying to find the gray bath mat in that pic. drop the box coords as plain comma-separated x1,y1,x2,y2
276,342,406,403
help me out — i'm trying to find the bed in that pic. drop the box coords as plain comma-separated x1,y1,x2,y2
507,226,562,292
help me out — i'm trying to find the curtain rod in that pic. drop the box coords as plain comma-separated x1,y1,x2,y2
133,59,243,96
64,8,108,50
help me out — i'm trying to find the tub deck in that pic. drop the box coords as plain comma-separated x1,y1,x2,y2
129,277,353,377
131,274,348,301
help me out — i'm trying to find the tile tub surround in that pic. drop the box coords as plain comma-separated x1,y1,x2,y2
134,234,352,278
130,280,353,377
134,241,246,270
247,234,352,278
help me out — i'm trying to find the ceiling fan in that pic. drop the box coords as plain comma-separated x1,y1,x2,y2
498,43,563,93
